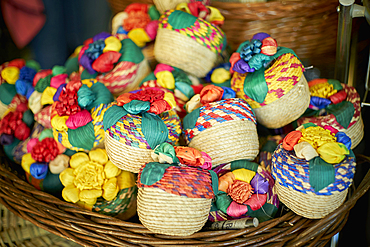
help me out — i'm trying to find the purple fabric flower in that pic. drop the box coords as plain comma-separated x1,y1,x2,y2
250,173,269,194
93,32,111,41
233,59,255,74
252,32,270,41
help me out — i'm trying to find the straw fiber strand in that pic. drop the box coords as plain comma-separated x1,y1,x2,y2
188,119,259,166
137,187,211,236
253,75,310,128
153,0,187,13
0,153,370,246
344,115,364,149
105,133,153,173
275,183,348,219
154,28,217,78
0,101,7,119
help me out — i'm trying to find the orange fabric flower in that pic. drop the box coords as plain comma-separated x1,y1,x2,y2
117,93,132,106
174,146,204,167
282,130,302,151
228,180,253,204
200,85,224,105
218,172,235,193
123,11,151,32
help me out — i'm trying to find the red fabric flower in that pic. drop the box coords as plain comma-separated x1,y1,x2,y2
228,180,254,204
130,88,164,103
123,10,151,31
0,111,30,140
31,137,59,163
282,130,302,151
174,146,205,167
55,85,81,116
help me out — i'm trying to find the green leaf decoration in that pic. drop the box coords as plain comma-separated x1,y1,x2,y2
327,79,343,91
326,101,355,129
168,10,197,30
80,70,98,80
309,157,335,192
119,38,144,64
209,170,219,196
68,122,95,150
140,162,172,185
231,160,259,172
103,105,128,131
141,112,169,149
215,192,233,214
183,107,200,130
302,122,317,129
247,203,278,223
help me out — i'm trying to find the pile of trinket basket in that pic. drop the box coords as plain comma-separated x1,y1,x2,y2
0,1,370,246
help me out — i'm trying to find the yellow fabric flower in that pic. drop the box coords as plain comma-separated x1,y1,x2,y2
156,71,175,90
310,82,337,98
299,126,336,149
60,149,135,207
21,153,35,174
1,66,19,84
211,68,230,84
41,87,57,105
317,142,349,164
232,168,256,184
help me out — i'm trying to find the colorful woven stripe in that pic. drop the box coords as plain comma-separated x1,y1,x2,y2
107,113,150,149
159,10,225,55
91,103,109,148
184,98,256,142
34,105,52,128
93,186,137,216
97,61,140,95
106,108,181,149
232,54,304,109
271,144,356,196
162,109,181,145
297,83,361,130
137,165,214,199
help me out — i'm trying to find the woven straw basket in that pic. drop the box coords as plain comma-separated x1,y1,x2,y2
105,108,181,173
154,10,226,78
297,83,364,149
1,149,370,246
231,51,310,129
183,98,259,167
272,144,356,219
137,164,214,236
107,0,338,68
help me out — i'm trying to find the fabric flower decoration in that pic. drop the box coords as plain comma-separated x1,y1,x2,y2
111,3,160,47
28,65,71,128
139,63,203,118
59,148,136,216
282,123,351,164
150,143,212,170
230,33,277,75
185,85,230,113
51,79,114,151
21,128,69,195
210,161,278,222
175,2,224,27
301,79,355,130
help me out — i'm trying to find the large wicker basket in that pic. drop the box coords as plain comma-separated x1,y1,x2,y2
1,146,370,246
107,0,338,66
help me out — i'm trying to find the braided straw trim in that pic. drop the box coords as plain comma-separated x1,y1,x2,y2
0,100,7,119
343,114,364,149
253,74,310,129
105,133,153,173
137,187,211,236
154,28,217,78
188,119,259,167
153,0,189,13
275,182,348,219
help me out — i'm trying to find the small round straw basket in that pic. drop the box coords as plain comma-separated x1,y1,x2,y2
105,108,181,173
137,164,214,236
271,144,356,219
1,147,370,246
231,51,310,129
296,83,364,149
183,98,259,167
154,10,226,78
